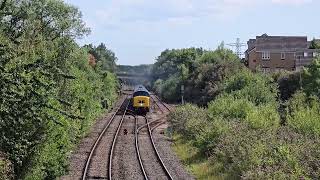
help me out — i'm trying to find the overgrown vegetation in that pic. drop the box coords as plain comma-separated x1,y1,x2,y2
152,44,243,105
0,153,13,180
166,45,320,179
0,0,118,179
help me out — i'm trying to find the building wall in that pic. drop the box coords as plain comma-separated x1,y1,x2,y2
248,50,258,70
248,51,295,71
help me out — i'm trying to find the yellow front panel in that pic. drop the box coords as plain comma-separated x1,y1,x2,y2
133,96,150,108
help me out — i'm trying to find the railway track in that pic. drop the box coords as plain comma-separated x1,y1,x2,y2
133,94,173,180
136,115,173,180
63,90,193,180
81,96,130,180
151,94,171,113
148,94,171,132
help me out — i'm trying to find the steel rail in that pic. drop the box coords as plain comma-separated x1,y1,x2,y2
108,99,130,180
151,95,164,114
134,115,149,180
151,120,166,132
137,116,166,132
144,115,173,180
82,97,127,180
152,94,171,112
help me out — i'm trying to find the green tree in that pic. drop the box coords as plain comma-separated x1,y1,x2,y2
84,43,117,72
185,48,243,105
309,38,320,49
302,58,320,98
0,0,118,178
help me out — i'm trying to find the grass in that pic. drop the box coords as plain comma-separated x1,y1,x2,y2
171,134,231,180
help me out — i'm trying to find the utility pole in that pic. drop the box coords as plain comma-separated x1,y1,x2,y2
227,38,246,58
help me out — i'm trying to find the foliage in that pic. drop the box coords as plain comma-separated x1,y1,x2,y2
152,45,243,105
84,43,117,72
0,0,118,179
287,91,320,136
185,48,244,105
151,48,205,102
309,38,320,49
172,135,229,180
0,154,13,180
152,47,204,82
169,104,208,140
155,75,182,102
212,123,320,179
208,94,279,130
272,71,301,101
223,69,278,106
302,58,320,98
170,105,320,179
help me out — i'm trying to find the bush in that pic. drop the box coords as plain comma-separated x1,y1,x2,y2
169,104,207,140
211,123,319,179
302,58,320,98
287,91,320,136
223,69,278,106
152,46,243,105
169,104,228,155
207,94,280,130
0,154,13,180
272,71,301,101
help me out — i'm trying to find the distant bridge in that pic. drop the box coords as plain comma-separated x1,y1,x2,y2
116,72,149,79
116,72,152,86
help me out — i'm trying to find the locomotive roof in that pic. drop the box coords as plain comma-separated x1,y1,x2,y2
134,85,149,93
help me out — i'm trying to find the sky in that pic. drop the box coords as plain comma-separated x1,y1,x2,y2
64,0,320,65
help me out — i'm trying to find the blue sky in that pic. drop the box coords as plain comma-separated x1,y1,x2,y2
65,0,320,65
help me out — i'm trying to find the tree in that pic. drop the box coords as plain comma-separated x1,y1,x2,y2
0,0,118,179
84,43,117,72
309,38,320,49
302,58,320,98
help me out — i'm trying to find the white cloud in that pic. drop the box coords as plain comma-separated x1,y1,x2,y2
89,0,313,31
271,0,313,5
92,0,260,27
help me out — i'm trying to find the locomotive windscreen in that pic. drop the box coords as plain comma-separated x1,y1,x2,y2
133,91,150,97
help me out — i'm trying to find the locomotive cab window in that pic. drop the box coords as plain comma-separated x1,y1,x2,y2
133,91,150,97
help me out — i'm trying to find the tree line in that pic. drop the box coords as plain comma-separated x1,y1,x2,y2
0,0,118,179
152,43,320,179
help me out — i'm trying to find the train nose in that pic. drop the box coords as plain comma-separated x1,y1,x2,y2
138,100,145,106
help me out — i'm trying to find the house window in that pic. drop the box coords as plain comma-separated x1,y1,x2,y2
262,67,270,73
276,67,284,72
262,52,270,60
304,52,308,57
281,52,285,60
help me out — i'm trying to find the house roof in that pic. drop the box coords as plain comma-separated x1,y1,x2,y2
255,35,308,51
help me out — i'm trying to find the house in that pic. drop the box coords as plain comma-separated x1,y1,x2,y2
245,34,320,72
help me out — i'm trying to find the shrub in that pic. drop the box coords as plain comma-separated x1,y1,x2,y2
211,123,319,179
207,94,280,130
302,58,320,98
272,71,301,101
169,104,207,140
169,104,228,155
223,69,278,106
0,154,13,180
287,91,320,136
